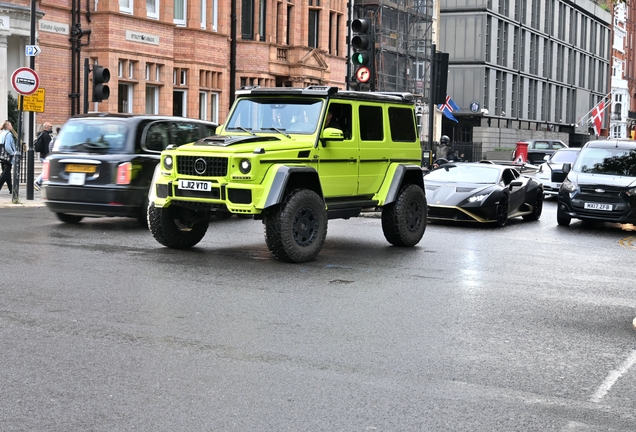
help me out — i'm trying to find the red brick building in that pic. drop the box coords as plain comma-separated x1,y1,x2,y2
1,0,348,131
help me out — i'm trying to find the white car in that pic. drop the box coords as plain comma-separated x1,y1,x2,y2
534,148,581,196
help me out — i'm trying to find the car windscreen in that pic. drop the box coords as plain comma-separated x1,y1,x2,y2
573,148,636,176
550,150,579,164
225,98,324,134
54,120,129,154
426,165,501,184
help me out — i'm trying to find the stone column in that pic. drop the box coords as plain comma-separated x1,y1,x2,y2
0,35,8,124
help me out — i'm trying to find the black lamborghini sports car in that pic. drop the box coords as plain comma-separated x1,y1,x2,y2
425,162,544,227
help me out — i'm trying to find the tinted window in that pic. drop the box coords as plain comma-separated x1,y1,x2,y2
359,105,384,141
573,148,636,176
552,142,564,149
54,119,128,154
144,122,171,152
535,142,549,150
388,107,416,142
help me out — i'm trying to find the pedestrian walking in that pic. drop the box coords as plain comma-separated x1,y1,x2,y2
34,122,53,190
0,120,17,194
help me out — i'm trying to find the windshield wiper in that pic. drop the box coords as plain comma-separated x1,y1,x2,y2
67,142,110,151
236,126,256,136
262,127,291,138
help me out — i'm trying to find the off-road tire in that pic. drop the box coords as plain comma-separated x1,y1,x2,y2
381,184,427,247
522,191,543,221
495,194,509,227
148,203,209,249
56,213,83,224
264,189,327,263
557,209,571,226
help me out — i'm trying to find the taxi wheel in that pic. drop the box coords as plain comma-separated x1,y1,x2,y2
381,184,427,247
264,189,327,263
56,213,83,224
557,209,571,226
148,203,209,249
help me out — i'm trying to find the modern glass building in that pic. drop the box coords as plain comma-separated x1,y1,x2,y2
440,0,611,148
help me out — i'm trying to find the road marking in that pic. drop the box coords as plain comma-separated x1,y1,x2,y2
589,349,636,403
619,236,636,249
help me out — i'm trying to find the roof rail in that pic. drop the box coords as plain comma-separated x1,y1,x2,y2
374,92,414,102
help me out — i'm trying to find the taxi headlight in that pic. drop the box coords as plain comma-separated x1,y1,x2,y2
239,158,252,174
626,187,636,197
163,155,173,170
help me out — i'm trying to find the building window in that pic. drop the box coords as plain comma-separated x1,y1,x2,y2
242,0,254,40
147,0,158,19
173,90,187,117
259,0,267,41
120,0,133,14
173,68,188,86
199,92,208,120
156,65,162,82
146,86,159,114
146,64,151,80
308,9,319,48
287,5,292,45
174,0,186,26
211,0,219,31
118,83,133,113
201,0,207,29
210,92,219,123
128,61,135,79
118,60,125,78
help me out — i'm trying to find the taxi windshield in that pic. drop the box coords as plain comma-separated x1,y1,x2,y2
226,98,324,134
54,120,128,153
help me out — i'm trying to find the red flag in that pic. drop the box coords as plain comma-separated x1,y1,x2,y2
591,101,605,136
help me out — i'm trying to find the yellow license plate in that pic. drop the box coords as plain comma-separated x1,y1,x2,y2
66,164,97,173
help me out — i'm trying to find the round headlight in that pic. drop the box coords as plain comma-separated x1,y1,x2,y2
163,155,173,170
239,158,251,174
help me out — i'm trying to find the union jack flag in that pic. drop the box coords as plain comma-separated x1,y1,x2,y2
438,95,460,122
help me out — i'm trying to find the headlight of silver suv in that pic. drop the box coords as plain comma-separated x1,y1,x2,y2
561,178,577,193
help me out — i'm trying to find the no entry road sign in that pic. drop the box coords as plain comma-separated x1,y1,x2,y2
11,67,40,96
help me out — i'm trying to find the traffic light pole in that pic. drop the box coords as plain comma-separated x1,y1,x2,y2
83,58,89,114
26,0,37,201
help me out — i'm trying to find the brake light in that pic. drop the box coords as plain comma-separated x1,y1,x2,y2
116,162,132,185
42,160,50,181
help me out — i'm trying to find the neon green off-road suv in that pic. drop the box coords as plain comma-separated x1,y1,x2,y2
148,86,426,262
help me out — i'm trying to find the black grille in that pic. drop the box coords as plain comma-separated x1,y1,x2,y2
579,186,623,204
177,156,228,177
228,188,252,204
428,206,474,221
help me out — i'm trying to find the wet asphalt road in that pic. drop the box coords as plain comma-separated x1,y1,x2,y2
1,200,636,431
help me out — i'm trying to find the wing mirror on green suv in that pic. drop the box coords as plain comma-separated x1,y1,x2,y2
319,127,344,147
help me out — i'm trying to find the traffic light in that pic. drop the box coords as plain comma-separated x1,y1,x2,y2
92,65,110,102
351,17,373,69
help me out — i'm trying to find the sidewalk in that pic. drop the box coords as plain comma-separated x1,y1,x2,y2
0,184,46,209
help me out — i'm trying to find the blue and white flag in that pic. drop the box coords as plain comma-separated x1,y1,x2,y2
438,95,460,122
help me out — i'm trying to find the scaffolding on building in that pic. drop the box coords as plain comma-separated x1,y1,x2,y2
354,0,433,101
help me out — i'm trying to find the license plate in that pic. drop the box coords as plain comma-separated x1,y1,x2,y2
584,202,612,211
68,172,86,186
66,164,97,173
178,179,212,191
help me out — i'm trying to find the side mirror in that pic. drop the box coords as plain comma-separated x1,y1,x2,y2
543,154,550,161
550,163,570,183
319,127,344,147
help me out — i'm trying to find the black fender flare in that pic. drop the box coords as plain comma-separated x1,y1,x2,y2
385,165,425,205
263,166,323,209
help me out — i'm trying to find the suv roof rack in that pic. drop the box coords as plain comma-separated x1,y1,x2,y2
236,86,339,97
